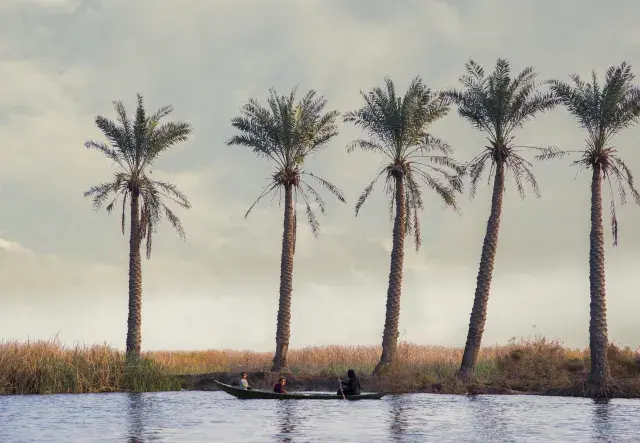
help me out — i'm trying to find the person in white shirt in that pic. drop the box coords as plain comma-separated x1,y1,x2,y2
238,372,249,389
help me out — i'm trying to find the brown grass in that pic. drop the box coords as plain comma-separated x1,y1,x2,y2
147,337,640,396
0,340,180,395
2,337,640,396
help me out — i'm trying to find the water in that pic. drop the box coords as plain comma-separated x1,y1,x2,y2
0,391,638,442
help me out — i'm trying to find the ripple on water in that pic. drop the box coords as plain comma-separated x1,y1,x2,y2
0,391,639,442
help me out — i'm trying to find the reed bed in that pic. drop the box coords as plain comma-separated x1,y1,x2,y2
151,342,507,375
0,340,180,395
2,338,639,395
150,338,591,377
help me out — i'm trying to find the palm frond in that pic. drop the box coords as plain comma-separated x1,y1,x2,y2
300,181,326,215
305,173,346,203
146,121,193,165
83,180,121,210
465,151,492,199
411,166,459,212
152,180,191,209
404,170,424,250
532,146,573,161
304,202,320,238
160,202,186,241
112,100,134,157
84,140,127,169
291,175,342,239
345,138,391,157
355,168,387,216
120,192,128,234
244,181,280,219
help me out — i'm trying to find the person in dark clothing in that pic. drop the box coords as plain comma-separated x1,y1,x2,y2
338,369,361,396
274,377,288,394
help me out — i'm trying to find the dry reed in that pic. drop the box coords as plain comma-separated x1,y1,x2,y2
0,339,180,395
2,337,639,395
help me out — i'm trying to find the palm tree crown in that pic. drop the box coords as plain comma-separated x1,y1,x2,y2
228,87,346,234
446,59,558,198
541,62,640,244
84,94,192,257
344,76,462,249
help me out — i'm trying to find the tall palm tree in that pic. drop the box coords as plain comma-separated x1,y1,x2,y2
84,94,192,359
445,59,558,379
228,87,345,371
539,62,640,394
345,77,463,375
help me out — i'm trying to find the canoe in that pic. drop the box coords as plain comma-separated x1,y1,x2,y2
214,381,387,400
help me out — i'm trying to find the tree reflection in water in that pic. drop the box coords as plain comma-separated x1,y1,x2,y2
275,400,297,443
388,395,409,442
126,393,146,443
467,396,513,441
592,398,613,442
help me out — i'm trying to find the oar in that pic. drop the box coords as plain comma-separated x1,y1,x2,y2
338,377,346,400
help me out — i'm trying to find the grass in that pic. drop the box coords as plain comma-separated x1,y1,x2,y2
154,337,640,395
0,340,181,395
2,337,640,396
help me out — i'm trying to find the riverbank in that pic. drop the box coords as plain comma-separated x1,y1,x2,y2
178,371,640,398
1,338,639,397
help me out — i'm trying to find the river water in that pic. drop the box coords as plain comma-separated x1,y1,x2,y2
0,391,638,442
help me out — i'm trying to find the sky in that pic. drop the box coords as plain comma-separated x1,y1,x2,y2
1,0,639,352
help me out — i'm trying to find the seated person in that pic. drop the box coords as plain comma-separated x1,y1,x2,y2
273,377,288,394
338,369,361,396
238,372,250,390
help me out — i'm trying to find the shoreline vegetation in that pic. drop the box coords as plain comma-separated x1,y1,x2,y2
2,338,639,398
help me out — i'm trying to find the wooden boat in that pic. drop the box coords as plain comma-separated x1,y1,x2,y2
214,381,387,400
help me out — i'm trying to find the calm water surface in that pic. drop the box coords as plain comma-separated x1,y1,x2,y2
1,391,638,442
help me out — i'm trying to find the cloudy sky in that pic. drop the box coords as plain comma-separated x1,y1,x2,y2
1,0,639,352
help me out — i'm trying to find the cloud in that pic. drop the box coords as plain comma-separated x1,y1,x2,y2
0,236,118,297
0,0,639,351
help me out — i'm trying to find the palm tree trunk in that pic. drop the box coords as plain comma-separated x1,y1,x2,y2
126,191,143,359
373,176,406,375
458,162,505,379
587,163,610,392
272,184,295,371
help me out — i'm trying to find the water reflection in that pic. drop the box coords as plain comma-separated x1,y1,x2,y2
388,395,410,442
126,393,146,443
591,398,613,443
467,396,514,442
2,391,640,442
275,400,298,443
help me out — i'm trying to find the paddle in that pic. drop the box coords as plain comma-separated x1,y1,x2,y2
338,377,346,400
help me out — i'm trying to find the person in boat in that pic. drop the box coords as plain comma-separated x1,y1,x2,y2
338,369,361,396
238,372,250,390
273,377,288,394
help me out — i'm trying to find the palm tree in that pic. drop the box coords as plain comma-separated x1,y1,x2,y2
84,94,192,359
445,59,558,379
228,87,345,371
539,62,640,395
344,76,463,375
